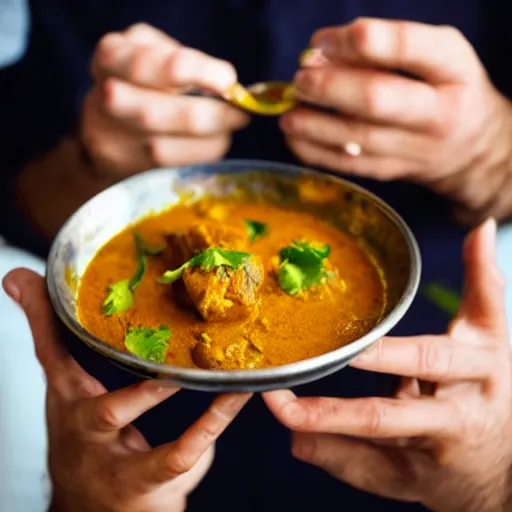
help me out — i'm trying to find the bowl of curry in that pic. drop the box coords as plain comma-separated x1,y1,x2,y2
46,160,421,392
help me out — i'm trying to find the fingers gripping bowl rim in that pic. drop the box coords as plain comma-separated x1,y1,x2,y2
46,160,421,392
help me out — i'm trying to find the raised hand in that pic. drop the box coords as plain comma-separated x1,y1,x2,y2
3,269,251,512
264,219,512,512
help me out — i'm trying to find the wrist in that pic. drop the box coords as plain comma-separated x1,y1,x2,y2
16,136,114,239
436,93,512,225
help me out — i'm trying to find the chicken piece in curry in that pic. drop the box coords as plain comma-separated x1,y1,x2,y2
76,198,386,370
163,224,264,323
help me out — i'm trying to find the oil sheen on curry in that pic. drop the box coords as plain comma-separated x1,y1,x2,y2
77,198,386,370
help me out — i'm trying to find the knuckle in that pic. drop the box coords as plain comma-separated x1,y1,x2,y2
440,25,465,46
316,68,337,98
94,33,121,68
299,397,339,430
74,376,103,398
393,21,412,68
362,76,388,118
418,341,452,379
128,46,154,83
427,115,452,138
360,398,386,437
302,397,325,425
197,421,221,444
125,22,156,41
300,67,330,97
165,442,196,476
95,400,122,430
351,18,379,59
146,136,167,167
350,17,369,48
427,94,459,137
138,103,160,130
449,398,476,437
166,47,194,82
440,25,475,70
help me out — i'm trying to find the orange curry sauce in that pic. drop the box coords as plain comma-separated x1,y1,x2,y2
76,199,385,369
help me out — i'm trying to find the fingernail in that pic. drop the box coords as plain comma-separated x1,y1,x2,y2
301,48,329,68
269,390,307,427
352,348,372,363
3,278,20,304
352,339,380,362
482,216,497,241
474,217,497,259
312,37,334,56
140,380,178,394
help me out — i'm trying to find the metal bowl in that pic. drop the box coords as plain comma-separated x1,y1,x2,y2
46,160,421,392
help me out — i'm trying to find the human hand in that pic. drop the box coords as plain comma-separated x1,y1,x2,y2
2,269,251,512
81,23,249,177
264,219,512,512
281,18,512,223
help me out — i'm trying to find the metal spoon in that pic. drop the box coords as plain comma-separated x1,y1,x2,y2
222,81,296,116
221,49,320,115
186,48,314,116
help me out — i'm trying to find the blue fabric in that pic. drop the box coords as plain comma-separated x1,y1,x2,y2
0,1,511,510
0,0,29,67
0,248,49,512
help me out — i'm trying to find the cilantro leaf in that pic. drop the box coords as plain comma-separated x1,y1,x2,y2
124,324,172,363
102,280,134,316
244,220,268,242
276,240,331,295
277,261,304,296
158,247,251,285
157,261,191,284
129,251,147,291
280,240,330,262
424,282,461,317
196,247,250,272
102,232,163,316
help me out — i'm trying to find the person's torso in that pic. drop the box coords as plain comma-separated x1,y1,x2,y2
6,0,512,509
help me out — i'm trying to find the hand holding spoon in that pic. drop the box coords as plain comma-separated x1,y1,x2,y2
187,48,318,116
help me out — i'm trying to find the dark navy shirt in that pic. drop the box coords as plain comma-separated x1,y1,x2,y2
1,1,511,510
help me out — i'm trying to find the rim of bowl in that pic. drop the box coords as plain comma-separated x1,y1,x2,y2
46,159,422,384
